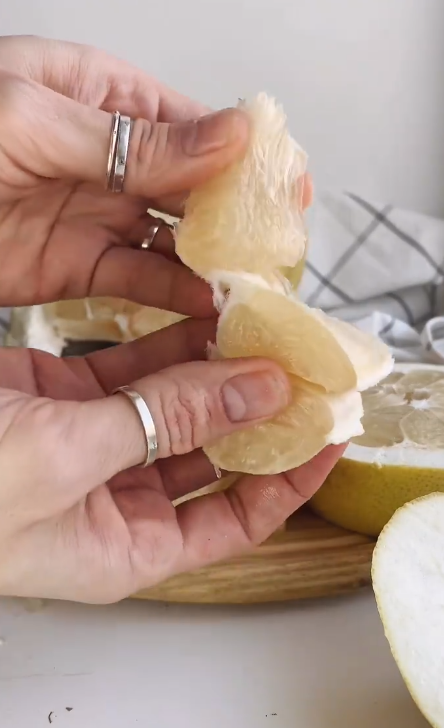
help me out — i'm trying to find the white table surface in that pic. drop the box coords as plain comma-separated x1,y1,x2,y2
0,590,428,728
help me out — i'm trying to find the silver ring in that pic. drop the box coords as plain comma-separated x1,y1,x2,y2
113,386,158,467
141,221,162,250
112,115,131,192
140,218,176,250
106,112,132,193
106,112,120,190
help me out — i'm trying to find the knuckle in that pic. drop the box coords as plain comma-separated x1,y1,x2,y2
127,118,169,189
130,117,155,169
159,379,215,456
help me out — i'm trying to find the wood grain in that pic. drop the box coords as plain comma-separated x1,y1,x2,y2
132,509,375,604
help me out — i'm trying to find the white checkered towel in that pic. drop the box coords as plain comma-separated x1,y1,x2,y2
1,190,444,363
298,191,444,363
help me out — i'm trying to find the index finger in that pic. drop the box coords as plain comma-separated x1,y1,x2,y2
150,171,314,222
0,36,209,123
82,317,216,393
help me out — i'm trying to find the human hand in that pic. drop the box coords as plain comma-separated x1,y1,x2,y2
0,34,252,313
0,36,336,605
0,35,313,313
0,323,344,603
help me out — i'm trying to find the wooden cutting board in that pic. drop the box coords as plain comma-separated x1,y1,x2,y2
132,508,375,604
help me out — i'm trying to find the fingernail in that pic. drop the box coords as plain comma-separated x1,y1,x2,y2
182,109,246,156
222,370,290,423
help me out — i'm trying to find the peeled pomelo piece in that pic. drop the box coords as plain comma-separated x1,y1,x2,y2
204,377,364,475
175,93,307,282
41,300,126,343
129,307,185,338
173,91,392,476
372,493,444,728
282,250,307,291
173,473,240,505
216,279,393,394
311,363,444,536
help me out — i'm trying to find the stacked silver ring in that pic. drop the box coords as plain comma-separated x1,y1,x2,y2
106,111,132,193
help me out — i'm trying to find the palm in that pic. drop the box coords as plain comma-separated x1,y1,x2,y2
47,449,184,603
0,179,150,307
0,346,201,602
31,470,181,603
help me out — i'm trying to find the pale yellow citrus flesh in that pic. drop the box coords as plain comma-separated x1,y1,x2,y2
129,307,184,337
205,377,353,476
175,95,308,281
176,95,392,476
43,298,184,343
203,278,391,475
281,248,307,291
217,284,391,395
217,287,357,393
356,370,444,448
173,473,241,505
311,368,444,537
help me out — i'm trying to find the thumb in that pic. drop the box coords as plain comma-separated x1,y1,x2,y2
58,358,290,496
1,72,249,196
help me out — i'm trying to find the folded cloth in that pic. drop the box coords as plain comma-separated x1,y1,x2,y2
0,307,10,346
298,191,444,364
1,191,444,365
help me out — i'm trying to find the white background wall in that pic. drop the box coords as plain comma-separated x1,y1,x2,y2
1,0,443,217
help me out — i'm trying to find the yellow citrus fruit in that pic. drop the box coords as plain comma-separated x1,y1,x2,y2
311,363,444,536
173,93,393,476
372,492,444,728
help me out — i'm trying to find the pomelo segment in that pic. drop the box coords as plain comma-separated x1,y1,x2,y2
308,310,394,391
204,377,363,475
175,92,393,476
372,493,444,728
216,279,393,395
175,94,307,283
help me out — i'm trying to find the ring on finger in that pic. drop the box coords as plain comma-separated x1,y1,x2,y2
141,218,177,251
106,111,132,193
112,386,158,467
